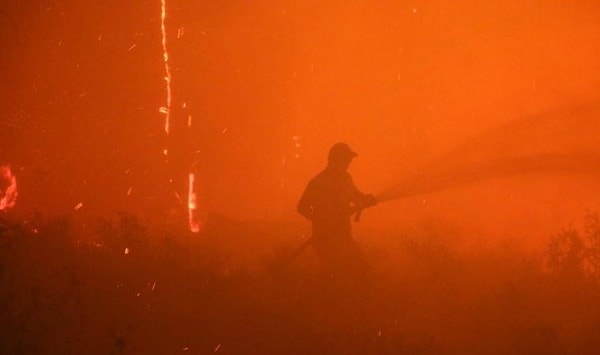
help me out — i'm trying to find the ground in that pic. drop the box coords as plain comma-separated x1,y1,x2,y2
1,212,600,354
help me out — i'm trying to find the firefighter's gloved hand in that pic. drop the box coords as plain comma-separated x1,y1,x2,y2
364,194,378,208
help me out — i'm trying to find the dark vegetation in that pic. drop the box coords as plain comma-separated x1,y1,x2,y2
2,212,600,354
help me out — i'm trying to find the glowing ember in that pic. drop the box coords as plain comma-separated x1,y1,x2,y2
0,166,17,211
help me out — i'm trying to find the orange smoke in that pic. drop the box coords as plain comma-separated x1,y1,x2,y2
0,165,17,211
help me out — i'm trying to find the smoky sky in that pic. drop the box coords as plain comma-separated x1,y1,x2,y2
1,0,599,227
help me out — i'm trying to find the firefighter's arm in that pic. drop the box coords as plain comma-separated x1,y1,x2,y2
348,175,377,209
351,193,376,222
348,195,377,216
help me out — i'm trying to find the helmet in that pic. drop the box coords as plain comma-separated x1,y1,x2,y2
328,142,358,162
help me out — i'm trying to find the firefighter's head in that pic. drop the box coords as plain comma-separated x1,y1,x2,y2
328,142,357,171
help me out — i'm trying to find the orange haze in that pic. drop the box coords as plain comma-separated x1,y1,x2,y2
1,0,600,241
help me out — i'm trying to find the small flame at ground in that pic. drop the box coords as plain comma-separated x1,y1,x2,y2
188,173,202,233
0,166,18,211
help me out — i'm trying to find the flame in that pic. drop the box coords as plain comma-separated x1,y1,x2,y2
0,165,17,211
188,172,202,233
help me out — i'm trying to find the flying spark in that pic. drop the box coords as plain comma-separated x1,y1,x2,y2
160,0,172,136
159,0,203,233
177,26,185,39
